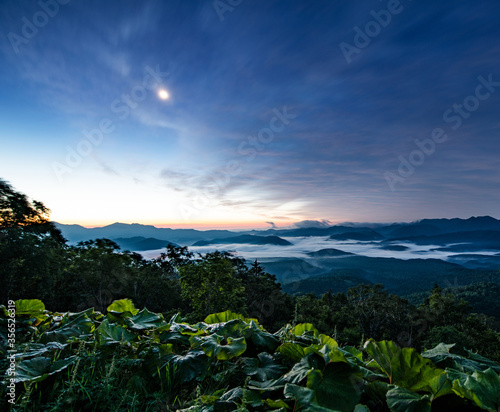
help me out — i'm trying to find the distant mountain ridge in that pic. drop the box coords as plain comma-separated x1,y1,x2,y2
54,222,236,245
55,216,500,246
192,235,292,247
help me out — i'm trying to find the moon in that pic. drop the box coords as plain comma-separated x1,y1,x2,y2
158,89,170,100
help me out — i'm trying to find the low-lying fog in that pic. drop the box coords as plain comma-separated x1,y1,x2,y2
140,236,499,262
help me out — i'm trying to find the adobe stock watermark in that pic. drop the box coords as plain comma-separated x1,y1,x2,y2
339,0,412,64
5,300,17,406
7,0,71,55
179,106,296,221
385,74,499,191
51,65,168,182
213,0,243,22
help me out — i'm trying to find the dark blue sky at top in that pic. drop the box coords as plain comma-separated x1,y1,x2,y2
0,0,499,226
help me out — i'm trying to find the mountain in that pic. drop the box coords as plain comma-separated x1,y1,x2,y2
192,235,292,247
55,222,236,245
386,223,443,238
388,230,500,245
245,225,375,238
381,216,500,238
418,216,500,232
306,248,354,257
378,244,409,251
258,258,324,284
275,255,487,296
329,230,383,241
112,237,178,251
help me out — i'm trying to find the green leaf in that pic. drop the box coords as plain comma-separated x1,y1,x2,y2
15,299,45,315
243,352,287,381
284,384,337,411
386,387,431,412
15,342,67,359
242,389,264,407
464,350,500,374
291,323,319,338
421,343,458,364
277,342,309,363
365,381,391,405
96,318,136,345
248,377,287,391
248,320,280,351
158,350,210,384
283,355,316,384
170,322,204,335
41,309,94,343
106,299,139,319
448,367,500,410
264,399,290,409
336,347,385,380
191,334,247,360
204,310,249,324
219,387,243,402
14,355,77,383
284,383,315,406
13,357,51,383
318,334,338,351
125,308,166,330
208,318,250,339
364,340,443,391
425,373,453,400
306,361,363,412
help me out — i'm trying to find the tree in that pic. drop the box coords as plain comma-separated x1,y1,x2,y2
239,260,293,331
0,179,67,304
178,251,246,320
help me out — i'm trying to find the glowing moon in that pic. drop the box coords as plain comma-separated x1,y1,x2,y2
158,89,170,100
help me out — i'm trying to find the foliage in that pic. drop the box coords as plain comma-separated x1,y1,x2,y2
1,300,499,411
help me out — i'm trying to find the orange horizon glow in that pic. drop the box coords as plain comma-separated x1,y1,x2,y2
56,220,301,231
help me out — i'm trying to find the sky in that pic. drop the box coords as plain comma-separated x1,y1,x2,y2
1,0,499,229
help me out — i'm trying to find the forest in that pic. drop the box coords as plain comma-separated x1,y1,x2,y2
1,179,500,411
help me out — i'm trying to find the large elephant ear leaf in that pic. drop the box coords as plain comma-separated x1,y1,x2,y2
191,334,247,360
158,351,210,385
306,361,363,411
386,386,431,412
364,340,402,382
96,318,136,346
15,299,45,315
284,383,315,406
204,310,251,324
284,383,334,411
14,356,77,384
421,343,458,365
291,323,319,338
464,350,500,373
106,299,139,323
125,308,166,330
448,367,500,411
243,352,287,381
364,340,442,391
41,309,94,343
248,321,280,351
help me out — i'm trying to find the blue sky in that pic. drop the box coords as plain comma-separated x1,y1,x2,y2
1,0,499,228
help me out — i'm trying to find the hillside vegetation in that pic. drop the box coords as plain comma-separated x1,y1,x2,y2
2,300,500,411
2,179,500,410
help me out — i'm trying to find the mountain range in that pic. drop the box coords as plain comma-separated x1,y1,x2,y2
55,216,500,246
54,216,500,300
